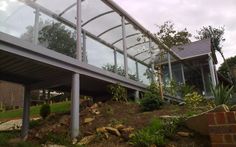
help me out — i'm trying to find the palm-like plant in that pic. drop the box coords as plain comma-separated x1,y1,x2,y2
211,84,234,106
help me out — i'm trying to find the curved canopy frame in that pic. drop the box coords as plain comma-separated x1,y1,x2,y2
16,0,181,65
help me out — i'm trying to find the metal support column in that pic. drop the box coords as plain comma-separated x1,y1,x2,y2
33,7,40,45
167,53,173,80
121,16,128,78
21,86,30,139
76,0,82,61
135,90,140,102
209,54,217,87
135,61,139,81
114,49,118,74
70,0,82,139
200,65,207,94
82,30,87,63
71,73,80,139
180,63,185,84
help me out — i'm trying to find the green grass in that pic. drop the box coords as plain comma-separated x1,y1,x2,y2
0,101,70,120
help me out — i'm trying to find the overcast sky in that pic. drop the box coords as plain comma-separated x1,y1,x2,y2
114,0,236,68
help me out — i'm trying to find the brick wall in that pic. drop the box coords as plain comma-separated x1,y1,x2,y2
208,111,236,147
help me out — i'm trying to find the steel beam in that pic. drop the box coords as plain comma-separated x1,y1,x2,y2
208,54,217,87
181,63,186,84
167,53,173,80
122,16,128,78
21,86,30,139
112,33,140,45
76,0,82,61
71,73,80,138
97,23,130,37
82,11,115,27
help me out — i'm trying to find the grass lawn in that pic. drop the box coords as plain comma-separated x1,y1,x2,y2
0,101,70,120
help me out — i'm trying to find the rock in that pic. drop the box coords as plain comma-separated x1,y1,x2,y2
209,104,229,112
177,131,192,137
84,117,95,124
90,103,98,109
77,135,96,145
91,109,100,115
185,104,229,135
114,124,125,130
178,102,186,106
96,127,107,133
230,105,236,111
105,127,121,136
72,138,77,145
120,127,135,141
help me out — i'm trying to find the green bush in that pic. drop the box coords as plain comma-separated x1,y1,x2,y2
108,83,128,102
184,92,203,109
140,83,162,111
211,84,234,106
40,104,51,119
130,118,165,146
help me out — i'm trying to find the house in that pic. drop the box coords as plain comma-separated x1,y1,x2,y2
156,39,218,96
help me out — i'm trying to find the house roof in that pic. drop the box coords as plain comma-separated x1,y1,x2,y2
171,38,212,60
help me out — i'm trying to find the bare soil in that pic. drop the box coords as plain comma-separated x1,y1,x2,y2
28,101,211,147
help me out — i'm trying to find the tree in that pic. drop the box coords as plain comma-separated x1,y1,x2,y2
219,56,236,80
155,21,192,48
102,64,137,81
38,22,76,57
195,26,234,83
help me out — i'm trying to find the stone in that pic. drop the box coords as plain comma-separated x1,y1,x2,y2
178,102,186,106
121,127,135,133
114,124,125,131
77,135,96,145
90,103,98,109
84,117,95,124
105,127,121,136
208,104,229,113
96,127,107,133
185,104,229,135
230,105,236,111
91,109,100,115
177,131,192,137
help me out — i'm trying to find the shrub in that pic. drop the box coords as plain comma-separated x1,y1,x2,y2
211,84,234,106
40,104,51,119
108,83,128,102
140,83,162,111
184,92,203,109
130,118,165,146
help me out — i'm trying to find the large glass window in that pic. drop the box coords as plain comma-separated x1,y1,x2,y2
86,36,114,69
0,0,35,42
128,58,137,80
138,63,150,85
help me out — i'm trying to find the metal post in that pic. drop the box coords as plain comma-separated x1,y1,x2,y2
200,65,207,94
135,90,140,102
33,7,40,45
180,63,186,84
114,49,118,74
71,73,80,139
209,54,217,87
121,16,128,78
167,53,173,80
135,61,139,81
76,0,82,61
21,86,30,139
82,30,87,63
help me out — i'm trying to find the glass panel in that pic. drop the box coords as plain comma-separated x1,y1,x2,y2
86,36,114,69
35,0,75,15
82,0,111,24
172,64,183,84
84,12,121,37
0,0,35,42
38,13,77,57
128,58,137,80
138,63,150,85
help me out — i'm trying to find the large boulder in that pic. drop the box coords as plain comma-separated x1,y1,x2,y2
185,104,229,135
230,105,236,111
